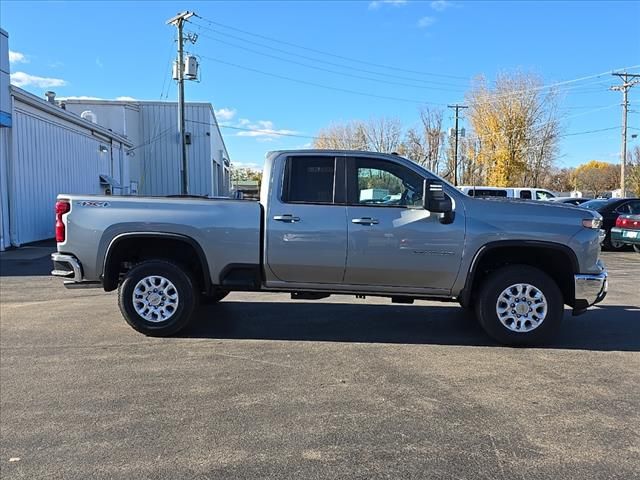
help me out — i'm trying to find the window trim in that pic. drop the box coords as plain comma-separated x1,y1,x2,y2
280,155,346,206
345,156,427,209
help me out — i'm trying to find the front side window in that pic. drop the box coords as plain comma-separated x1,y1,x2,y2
350,158,423,207
282,156,336,204
536,190,555,200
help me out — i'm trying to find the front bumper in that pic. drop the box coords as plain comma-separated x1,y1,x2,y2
51,253,101,289
573,266,608,314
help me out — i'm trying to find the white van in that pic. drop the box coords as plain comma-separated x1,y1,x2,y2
458,186,556,200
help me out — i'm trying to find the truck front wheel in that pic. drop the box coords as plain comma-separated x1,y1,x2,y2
118,260,198,336
475,265,563,346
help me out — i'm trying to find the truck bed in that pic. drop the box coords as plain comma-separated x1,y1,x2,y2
57,194,262,284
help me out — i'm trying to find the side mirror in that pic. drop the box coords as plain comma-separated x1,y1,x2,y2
423,179,454,224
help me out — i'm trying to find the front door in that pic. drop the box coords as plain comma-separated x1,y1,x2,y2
266,155,347,284
343,157,465,292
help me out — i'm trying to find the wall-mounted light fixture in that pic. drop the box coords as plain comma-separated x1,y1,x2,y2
98,145,109,153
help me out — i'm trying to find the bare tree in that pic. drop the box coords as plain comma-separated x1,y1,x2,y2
362,117,403,153
314,121,368,150
419,108,444,172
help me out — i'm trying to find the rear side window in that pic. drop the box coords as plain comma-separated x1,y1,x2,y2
520,190,532,199
282,156,336,204
629,201,640,214
469,189,507,198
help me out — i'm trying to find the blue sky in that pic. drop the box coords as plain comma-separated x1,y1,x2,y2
2,0,639,169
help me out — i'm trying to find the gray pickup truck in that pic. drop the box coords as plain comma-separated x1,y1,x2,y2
52,150,607,345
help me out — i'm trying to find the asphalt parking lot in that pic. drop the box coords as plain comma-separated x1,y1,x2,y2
1,246,639,479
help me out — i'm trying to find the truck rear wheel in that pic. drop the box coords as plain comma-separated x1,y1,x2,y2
475,265,563,346
118,260,198,336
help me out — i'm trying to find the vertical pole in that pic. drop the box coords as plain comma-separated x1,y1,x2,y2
620,81,628,198
167,11,195,195
177,18,188,195
611,72,639,198
453,109,459,186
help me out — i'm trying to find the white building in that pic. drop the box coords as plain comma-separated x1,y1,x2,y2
62,99,230,197
1,28,133,250
0,27,231,250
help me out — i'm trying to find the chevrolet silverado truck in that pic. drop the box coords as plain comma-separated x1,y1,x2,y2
51,150,608,345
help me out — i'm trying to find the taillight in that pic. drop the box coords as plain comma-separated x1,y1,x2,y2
55,200,70,242
616,216,640,229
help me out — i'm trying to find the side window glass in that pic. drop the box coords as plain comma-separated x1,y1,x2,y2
628,201,640,214
615,203,630,214
283,156,335,204
472,189,507,198
536,190,553,200
353,159,423,207
520,190,532,199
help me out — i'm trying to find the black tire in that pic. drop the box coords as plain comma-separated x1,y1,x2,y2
200,290,229,305
603,230,627,251
475,265,564,346
633,245,640,254
118,260,198,336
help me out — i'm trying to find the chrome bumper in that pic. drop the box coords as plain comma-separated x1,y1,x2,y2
574,268,608,314
51,253,101,289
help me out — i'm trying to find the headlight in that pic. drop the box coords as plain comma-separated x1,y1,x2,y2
582,218,602,229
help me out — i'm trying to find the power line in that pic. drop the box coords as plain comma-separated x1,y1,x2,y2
187,29,468,92
191,16,639,103
185,117,622,144
192,15,469,80
196,54,447,105
188,24,471,88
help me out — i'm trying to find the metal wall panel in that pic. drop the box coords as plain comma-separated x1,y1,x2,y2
139,103,216,196
9,106,125,245
0,127,10,250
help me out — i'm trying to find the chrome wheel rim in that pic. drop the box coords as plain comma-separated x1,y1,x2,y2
496,283,547,333
132,275,179,323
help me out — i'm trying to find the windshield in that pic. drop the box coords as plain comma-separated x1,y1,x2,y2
581,199,610,210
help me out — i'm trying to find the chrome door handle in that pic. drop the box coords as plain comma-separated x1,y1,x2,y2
273,214,301,223
352,217,379,225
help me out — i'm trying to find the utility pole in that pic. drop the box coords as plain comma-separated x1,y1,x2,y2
447,104,468,186
167,11,195,195
611,72,640,197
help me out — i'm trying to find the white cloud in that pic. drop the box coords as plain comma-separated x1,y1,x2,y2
115,96,136,101
430,0,453,11
369,0,407,10
57,96,103,101
9,50,28,64
215,107,237,121
10,71,67,88
235,119,297,139
230,161,263,171
417,16,436,28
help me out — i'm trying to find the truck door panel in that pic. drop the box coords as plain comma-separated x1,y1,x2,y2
266,156,347,284
344,157,465,291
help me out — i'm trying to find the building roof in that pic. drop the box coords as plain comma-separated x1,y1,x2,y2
58,97,229,159
11,86,133,147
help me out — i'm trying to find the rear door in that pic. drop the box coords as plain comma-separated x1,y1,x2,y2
265,155,348,284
